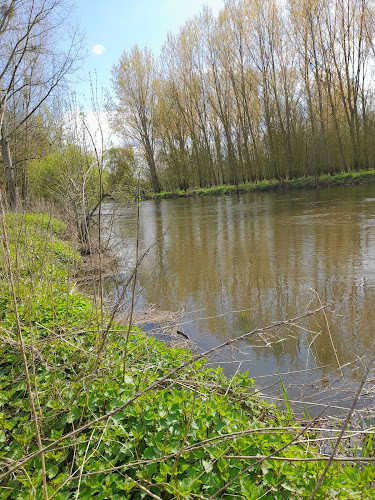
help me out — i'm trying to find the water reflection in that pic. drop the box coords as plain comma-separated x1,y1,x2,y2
104,185,375,412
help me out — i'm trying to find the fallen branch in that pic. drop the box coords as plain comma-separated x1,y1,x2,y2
0,303,328,482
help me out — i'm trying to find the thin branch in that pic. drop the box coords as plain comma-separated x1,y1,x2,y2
122,171,140,378
0,191,48,500
209,410,327,499
0,303,328,482
308,347,375,500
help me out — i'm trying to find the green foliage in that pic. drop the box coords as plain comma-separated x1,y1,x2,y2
150,170,375,200
278,375,292,415
4,213,66,237
1,213,374,498
28,144,108,207
104,147,135,196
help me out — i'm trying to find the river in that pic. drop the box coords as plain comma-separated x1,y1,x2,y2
103,184,375,415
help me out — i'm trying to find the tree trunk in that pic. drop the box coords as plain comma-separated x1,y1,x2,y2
144,136,161,192
148,153,161,193
1,122,17,208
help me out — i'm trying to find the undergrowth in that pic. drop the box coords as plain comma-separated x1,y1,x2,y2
0,213,374,499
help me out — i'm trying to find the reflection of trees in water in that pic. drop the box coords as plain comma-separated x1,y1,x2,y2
109,186,375,383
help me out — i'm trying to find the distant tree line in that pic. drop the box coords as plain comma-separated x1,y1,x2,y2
111,0,375,192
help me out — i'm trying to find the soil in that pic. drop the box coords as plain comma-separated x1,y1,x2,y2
116,307,193,350
77,249,120,282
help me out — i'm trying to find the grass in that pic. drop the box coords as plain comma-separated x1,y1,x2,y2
149,169,375,200
1,212,375,498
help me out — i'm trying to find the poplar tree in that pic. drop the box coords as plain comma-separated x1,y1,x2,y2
111,45,161,192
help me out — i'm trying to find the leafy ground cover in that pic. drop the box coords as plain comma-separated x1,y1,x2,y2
150,170,375,200
0,213,375,499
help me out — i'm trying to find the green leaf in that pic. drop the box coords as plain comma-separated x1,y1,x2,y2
202,459,214,474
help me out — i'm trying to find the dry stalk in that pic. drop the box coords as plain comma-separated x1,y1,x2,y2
48,422,375,480
0,328,46,364
87,225,167,381
124,474,163,500
209,410,327,499
223,455,375,463
0,303,329,482
0,195,48,499
81,107,106,334
308,347,375,500
312,290,343,377
49,420,110,500
74,429,95,500
122,172,140,378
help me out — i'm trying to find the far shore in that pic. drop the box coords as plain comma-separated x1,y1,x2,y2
146,169,375,200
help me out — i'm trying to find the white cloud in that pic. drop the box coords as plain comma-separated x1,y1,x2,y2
63,109,120,150
80,109,119,148
92,44,105,55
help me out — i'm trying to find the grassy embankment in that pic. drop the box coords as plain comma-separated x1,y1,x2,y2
151,170,375,199
1,213,375,499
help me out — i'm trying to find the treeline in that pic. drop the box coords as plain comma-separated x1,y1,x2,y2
111,0,375,192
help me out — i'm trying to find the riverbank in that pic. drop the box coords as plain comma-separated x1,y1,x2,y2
149,169,375,199
1,213,374,498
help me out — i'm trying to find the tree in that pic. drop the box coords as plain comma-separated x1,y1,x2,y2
104,147,135,196
27,95,111,249
107,0,375,193
111,45,161,192
0,0,83,207
28,143,102,246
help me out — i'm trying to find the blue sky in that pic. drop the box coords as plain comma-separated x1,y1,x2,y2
74,0,225,103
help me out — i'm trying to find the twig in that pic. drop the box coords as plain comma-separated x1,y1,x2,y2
313,290,343,377
0,329,47,365
123,172,140,378
124,474,163,500
223,455,375,462
0,304,328,481
308,347,375,500
209,410,327,499
74,429,95,500
0,194,48,500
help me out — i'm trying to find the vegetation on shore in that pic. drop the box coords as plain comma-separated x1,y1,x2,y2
147,169,375,200
2,2,375,498
111,1,375,194
1,213,375,499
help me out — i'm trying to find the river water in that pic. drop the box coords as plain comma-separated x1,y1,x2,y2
103,184,375,415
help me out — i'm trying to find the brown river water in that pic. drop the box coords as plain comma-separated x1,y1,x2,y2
103,184,375,416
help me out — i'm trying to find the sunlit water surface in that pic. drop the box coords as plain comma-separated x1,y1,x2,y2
102,185,375,415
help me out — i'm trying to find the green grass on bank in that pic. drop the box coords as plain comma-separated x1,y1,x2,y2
150,169,375,200
1,213,375,498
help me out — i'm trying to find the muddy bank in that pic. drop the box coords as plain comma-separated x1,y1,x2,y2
116,307,193,350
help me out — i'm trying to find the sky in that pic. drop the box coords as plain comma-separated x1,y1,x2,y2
74,0,225,105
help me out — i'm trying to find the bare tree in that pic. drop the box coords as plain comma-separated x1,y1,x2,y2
0,0,83,208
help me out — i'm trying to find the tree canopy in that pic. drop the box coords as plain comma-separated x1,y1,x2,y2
111,0,375,192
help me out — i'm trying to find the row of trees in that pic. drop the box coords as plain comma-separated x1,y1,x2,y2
111,0,375,192
3,0,375,204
